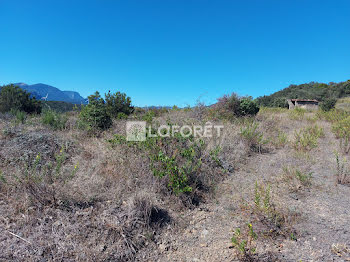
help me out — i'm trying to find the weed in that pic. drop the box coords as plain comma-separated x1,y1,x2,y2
11,109,27,124
335,153,350,185
252,182,295,237
289,107,306,120
209,145,222,167
271,130,288,148
231,223,258,261
293,125,324,151
240,122,268,153
332,116,350,154
42,110,68,130
282,167,312,192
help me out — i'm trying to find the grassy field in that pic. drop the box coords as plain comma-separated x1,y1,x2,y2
0,107,350,261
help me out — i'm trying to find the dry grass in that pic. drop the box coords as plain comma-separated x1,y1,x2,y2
1,107,349,261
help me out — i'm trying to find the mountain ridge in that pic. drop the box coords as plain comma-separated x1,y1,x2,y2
12,83,87,104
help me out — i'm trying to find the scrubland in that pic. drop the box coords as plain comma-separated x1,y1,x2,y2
0,106,350,261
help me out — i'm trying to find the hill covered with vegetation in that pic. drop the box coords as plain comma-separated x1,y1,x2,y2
256,80,350,108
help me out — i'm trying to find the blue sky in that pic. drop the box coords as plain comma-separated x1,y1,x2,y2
0,0,349,107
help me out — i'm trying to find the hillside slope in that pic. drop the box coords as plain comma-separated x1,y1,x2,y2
257,80,350,107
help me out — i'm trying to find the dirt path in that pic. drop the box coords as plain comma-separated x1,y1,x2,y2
157,122,350,262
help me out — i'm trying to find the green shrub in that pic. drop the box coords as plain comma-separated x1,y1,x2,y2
108,128,219,199
239,97,260,116
105,90,133,118
216,93,260,119
142,111,155,124
0,84,41,114
42,110,68,130
79,92,112,131
116,112,128,119
320,98,337,111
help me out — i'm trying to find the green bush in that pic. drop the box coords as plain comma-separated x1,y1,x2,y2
0,84,41,114
79,91,112,131
239,98,260,116
320,98,337,111
217,93,259,118
105,90,133,118
42,110,68,130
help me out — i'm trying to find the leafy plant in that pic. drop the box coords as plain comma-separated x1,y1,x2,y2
209,145,222,166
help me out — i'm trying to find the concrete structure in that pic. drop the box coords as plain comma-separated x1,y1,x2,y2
287,99,319,110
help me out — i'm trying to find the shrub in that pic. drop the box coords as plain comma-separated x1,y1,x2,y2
239,97,260,116
79,91,112,131
10,109,27,124
271,131,288,148
105,90,133,118
107,126,224,205
293,125,324,151
0,84,41,114
252,182,296,237
240,122,268,153
216,93,260,119
42,110,68,130
320,98,337,111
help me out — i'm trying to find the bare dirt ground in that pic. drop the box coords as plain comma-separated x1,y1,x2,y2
157,121,350,262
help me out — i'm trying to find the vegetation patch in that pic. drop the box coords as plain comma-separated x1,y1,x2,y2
293,125,324,151
240,122,268,153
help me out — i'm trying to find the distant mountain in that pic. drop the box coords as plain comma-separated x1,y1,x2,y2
12,83,87,104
